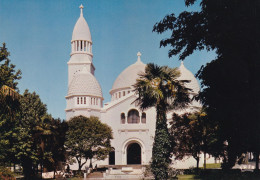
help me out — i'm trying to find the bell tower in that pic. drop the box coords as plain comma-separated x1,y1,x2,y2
66,5,103,121
67,4,95,85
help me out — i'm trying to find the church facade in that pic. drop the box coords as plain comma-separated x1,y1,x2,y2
65,5,212,172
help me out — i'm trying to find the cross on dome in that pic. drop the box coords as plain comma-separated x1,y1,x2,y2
79,4,84,16
137,52,142,62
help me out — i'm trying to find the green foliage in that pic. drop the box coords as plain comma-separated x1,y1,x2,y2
153,0,260,169
170,110,221,170
0,43,66,178
134,63,190,111
13,90,49,178
65,116,113,171
13,90,66,178
0,43,21,91
0,43,21,165
134,63,190,179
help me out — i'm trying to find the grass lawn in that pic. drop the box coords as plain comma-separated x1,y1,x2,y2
201,163,221,169
178,171,260,180
177,174,201,179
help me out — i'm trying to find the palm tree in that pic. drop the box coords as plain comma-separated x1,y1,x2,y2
134,63,190,180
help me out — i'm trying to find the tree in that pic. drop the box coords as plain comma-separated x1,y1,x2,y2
65,116,113,171
0,43,21,165
134,63,190,180
170,110,221,172
47,118,67,176
153,0,260,169
171,112,202,171
0,43,66,178
14,90,51,179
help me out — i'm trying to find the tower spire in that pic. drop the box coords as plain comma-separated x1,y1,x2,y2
137,52,142,62
79,4,84,17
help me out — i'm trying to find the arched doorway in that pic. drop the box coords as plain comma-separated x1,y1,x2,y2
127,143,141,164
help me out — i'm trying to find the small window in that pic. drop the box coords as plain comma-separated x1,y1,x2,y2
121,113,125,124
96,98,98,105
116,93,117,99
81,97,83,104
80,41,82,51
128,91,130,94
141,113,146,123
77,97,79,104
127,109,140,124
123,91,125,96
91,98,92,105
119,92,121,98
84,97,86,104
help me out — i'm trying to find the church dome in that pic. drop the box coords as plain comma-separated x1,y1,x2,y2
110,52,146,93
72,5,92,42
68,67,103,98
178,62,200,94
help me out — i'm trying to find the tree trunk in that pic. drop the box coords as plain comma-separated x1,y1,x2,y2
90,158,93,168
22,158,34,180
255,151,259,171
196,157,200,174
151,106,171,180
78,161,82,171
41,162,43,179
204,152,206,169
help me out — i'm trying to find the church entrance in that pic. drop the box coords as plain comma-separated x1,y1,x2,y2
127,143,141,164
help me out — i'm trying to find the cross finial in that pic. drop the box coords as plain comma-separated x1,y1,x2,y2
181,61,184,66
137,52,142,62
79,4,84,16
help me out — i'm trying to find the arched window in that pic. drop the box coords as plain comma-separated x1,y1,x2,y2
127,109,140,124
81,97,83,104
121,113,125,124
77,97,79,104
84,97,86,104
123,91,125,96
141,113,146,123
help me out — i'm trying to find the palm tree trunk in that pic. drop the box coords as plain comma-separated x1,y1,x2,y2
151,106,171,180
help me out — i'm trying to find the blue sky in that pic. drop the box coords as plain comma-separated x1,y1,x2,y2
0,0,215,120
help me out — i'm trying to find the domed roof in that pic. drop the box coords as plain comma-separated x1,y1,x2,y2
178,61,200,94
68,67,102,98
111,52,146,93
72,5,92,42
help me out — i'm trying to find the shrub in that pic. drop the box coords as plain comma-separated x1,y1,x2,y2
0,166,15,180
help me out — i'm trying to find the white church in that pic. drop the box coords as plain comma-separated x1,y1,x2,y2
65,5,215,177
